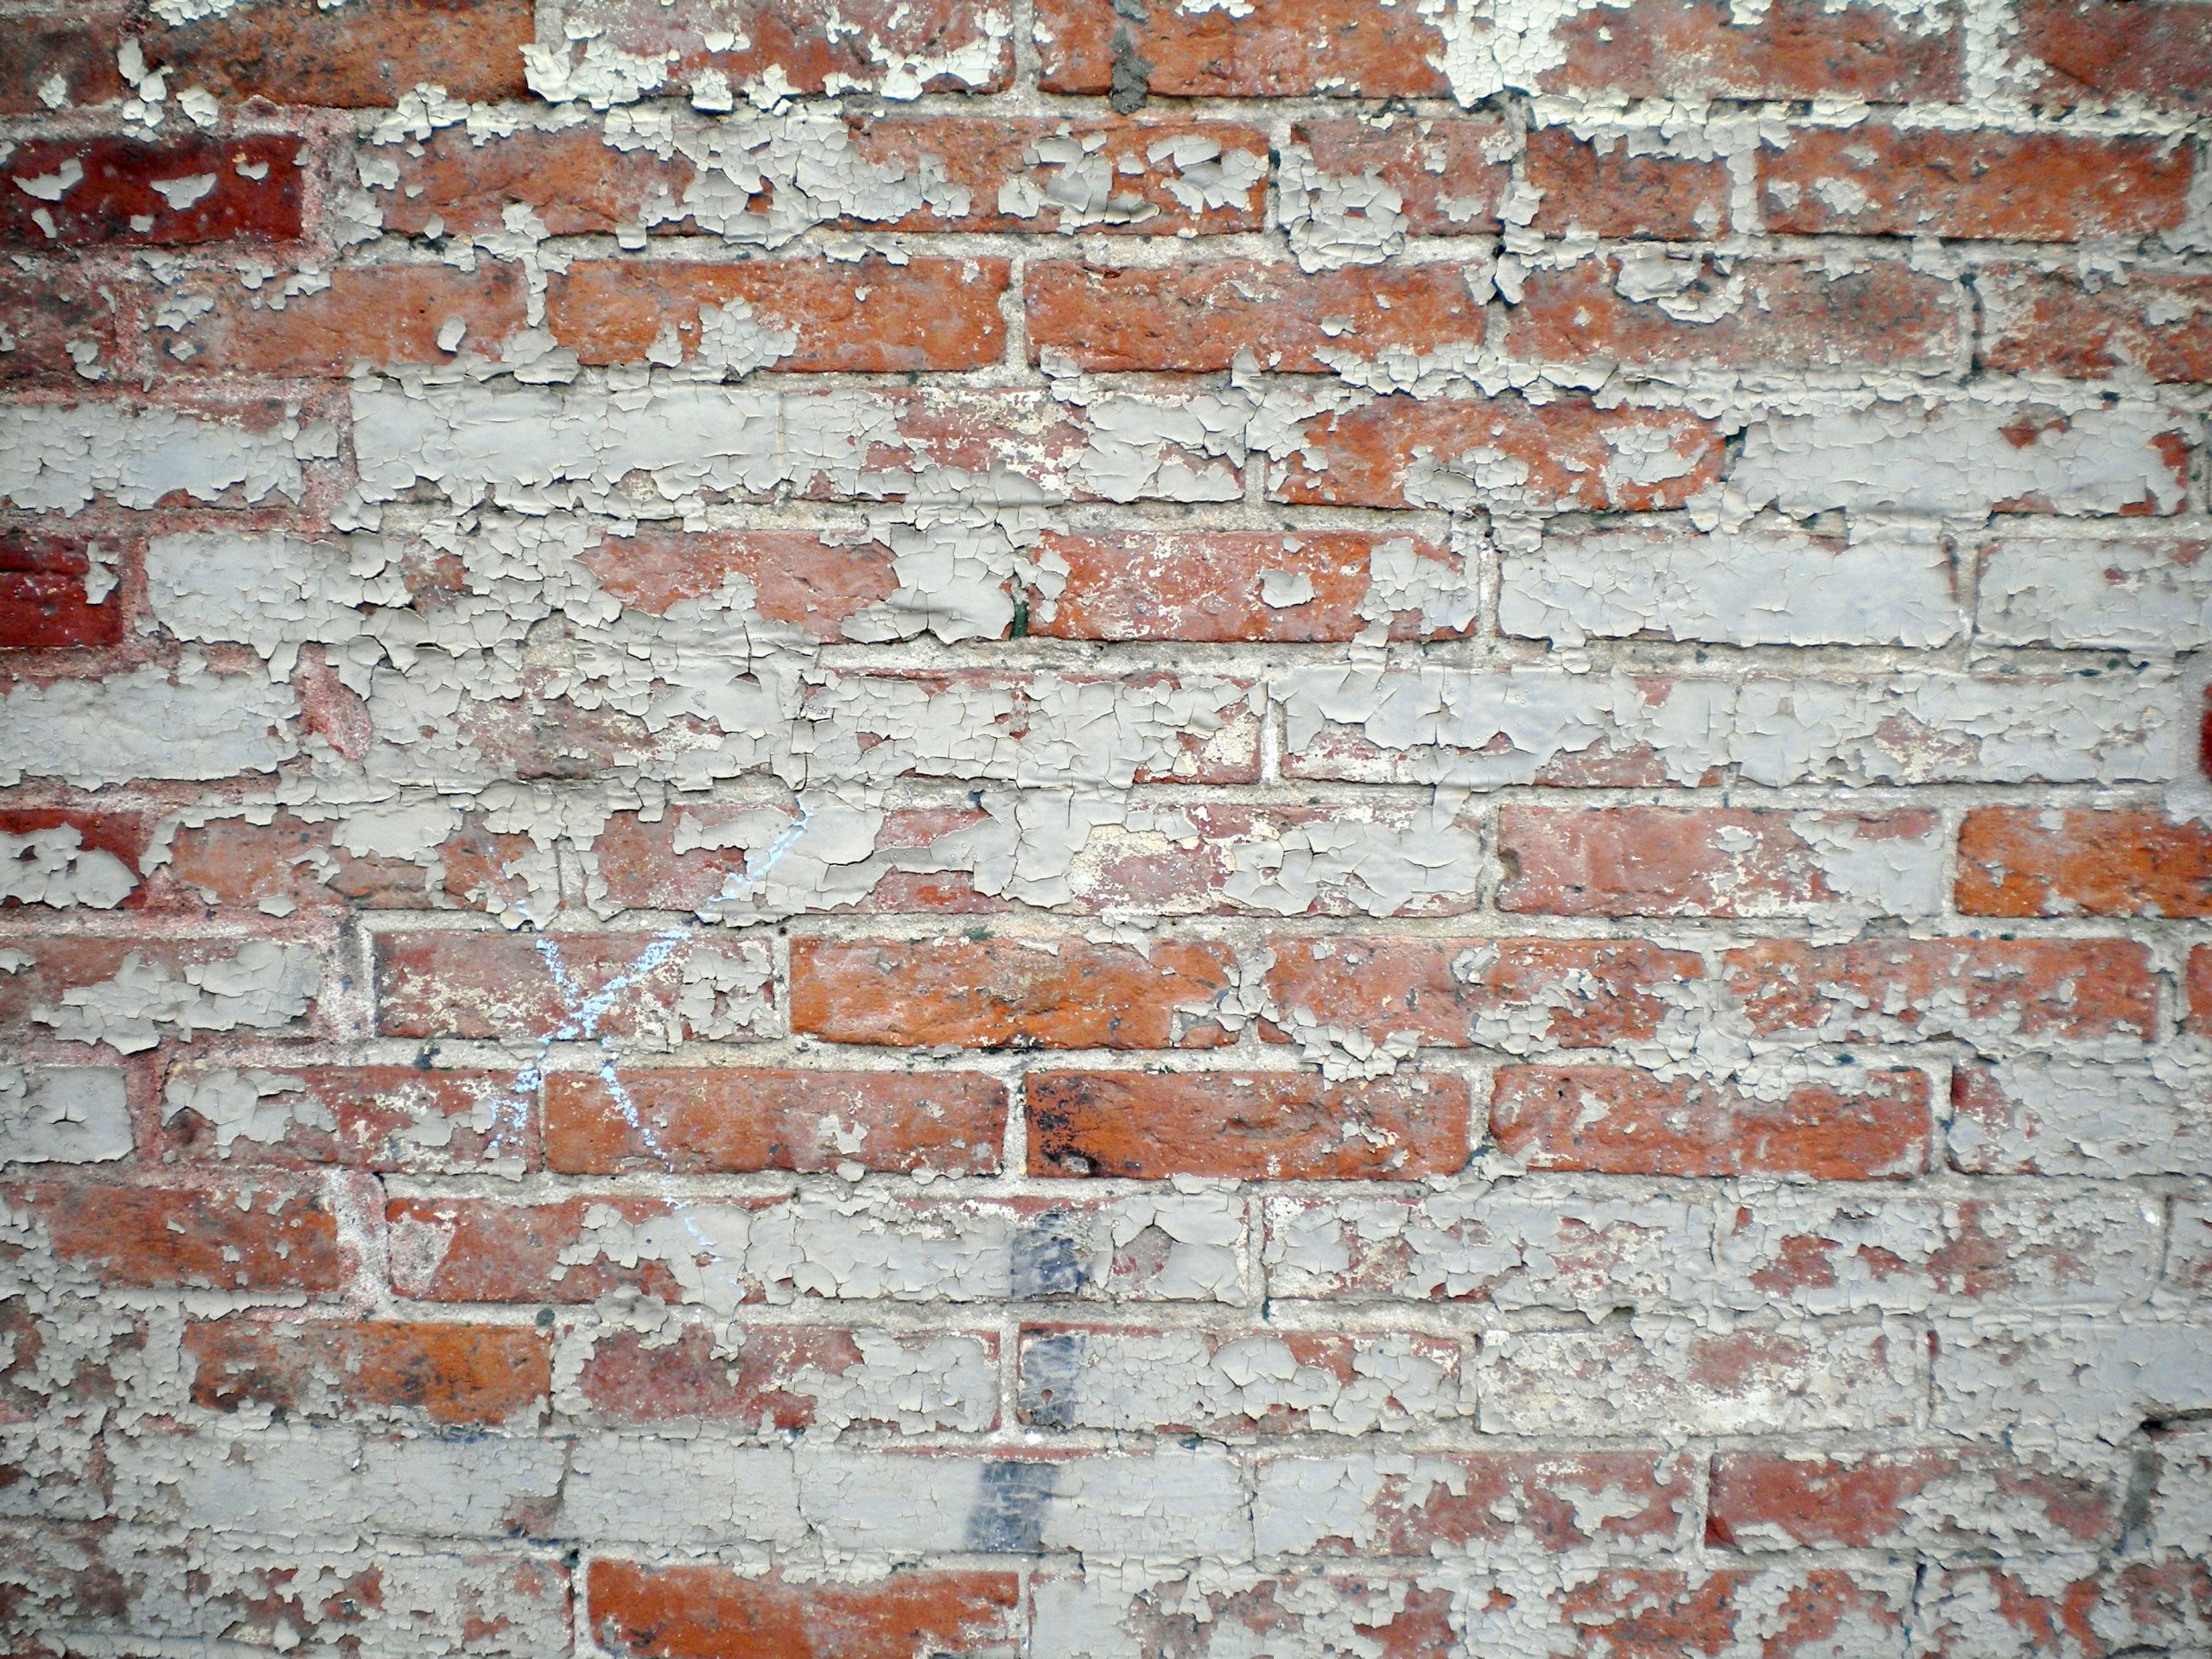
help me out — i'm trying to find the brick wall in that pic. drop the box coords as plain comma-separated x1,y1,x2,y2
2,0,2209,1653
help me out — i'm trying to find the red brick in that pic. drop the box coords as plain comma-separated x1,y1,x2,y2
1058,1573,1455,1659
578,1323,997,1429
1760,125,2193,240
0,136,303,247
1491,1066,1929,1179
1526,128,1731,239
2190,945,2212,1034
849,117,1269,234
546,257,1009,372
1982,268,2212,385
1554,1567,1910,1658
1273,397,1721,512
1289,118,1510,234
386,1193,779,1305
0,531,124,649
1958,806,2212,918
160,1065,531,1171
1919,1559,2212,1657
1511,257,1961,372
588,1560,1019,1659
1038,0,1956,100
184,1318,550,1426
791,938,1235,1049
1028,1070,1467,1180
0,16,125,112
2017,0,2212,111
582,530,899,640
0,265,119,383
1035,529,1466,642
167,265,526,376
135,0,531,106
1498,806,1943,918
550,0,1012,100
1262,937,1701,1052
1027,260,1483,373
373,931,770,1044
1707,1447,2123,1552
6,1173,364,1292
543,1069,1004,1175
1723,938,2158,1044
1267,1450,1696,1554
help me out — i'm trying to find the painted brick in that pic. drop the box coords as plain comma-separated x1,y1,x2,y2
1027,1070,1468,1179
1288,117,1510,234
6,1172,366,1292
1974,533,2212,651
159,1064,529,1171
1707,1446,2126,1553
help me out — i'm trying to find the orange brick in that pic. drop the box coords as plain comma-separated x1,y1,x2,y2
791,938,1236,1049
1027,1071,1468,1179
1707,1447,2122,1551
588,1560,1019,1659
1760,125,2192,240
1273,397,1721,512
1957,806,2212,918
185,1318,550,1425
543,1069,1005,1174
168,265,526,375
546,257,1009,372
1491,1066,1929,1179
1027,259,1483,373
582,530,899,639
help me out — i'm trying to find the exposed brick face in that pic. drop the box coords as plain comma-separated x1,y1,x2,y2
1,1,2202,1649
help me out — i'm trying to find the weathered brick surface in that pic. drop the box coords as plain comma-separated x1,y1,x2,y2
4,2,2205,1648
